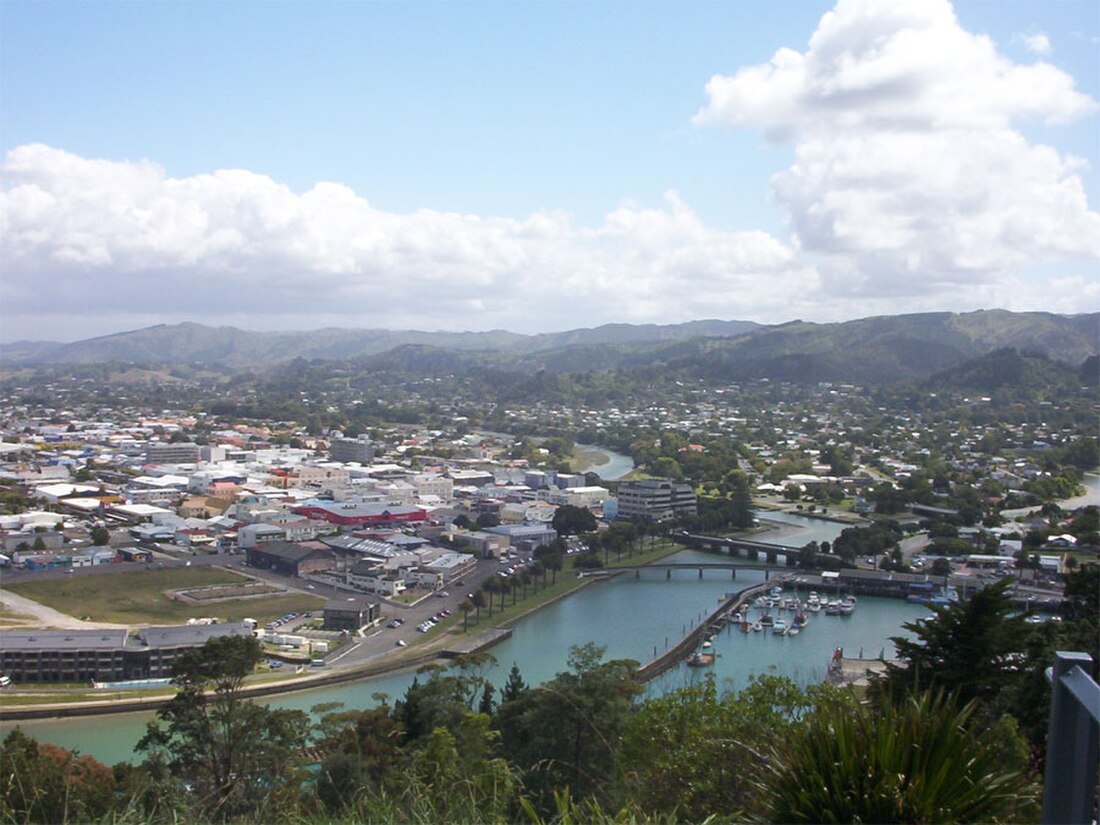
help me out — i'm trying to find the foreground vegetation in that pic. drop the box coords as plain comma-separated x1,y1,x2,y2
4,566,1096,824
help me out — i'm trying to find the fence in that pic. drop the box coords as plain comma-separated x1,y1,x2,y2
1042,651,1099,824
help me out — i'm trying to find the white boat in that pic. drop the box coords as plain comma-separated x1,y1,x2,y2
751,620,763,632
773,618,788,635
787,627,800,636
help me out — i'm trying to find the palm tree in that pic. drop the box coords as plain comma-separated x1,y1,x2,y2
459,598,474,632
545,550,563,584
517,568,531,600
470,591,486,624
480,580,496,619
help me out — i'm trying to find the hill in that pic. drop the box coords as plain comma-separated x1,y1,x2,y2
0,319,759,369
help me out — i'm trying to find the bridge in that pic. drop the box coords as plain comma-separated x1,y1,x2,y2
602,562,785,581
674,531,802,565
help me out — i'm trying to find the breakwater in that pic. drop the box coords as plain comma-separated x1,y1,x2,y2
635,579,778,682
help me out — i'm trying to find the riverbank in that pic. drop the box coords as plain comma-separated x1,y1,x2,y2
0,541,686,721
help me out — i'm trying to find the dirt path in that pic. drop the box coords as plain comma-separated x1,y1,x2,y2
0,588,129,630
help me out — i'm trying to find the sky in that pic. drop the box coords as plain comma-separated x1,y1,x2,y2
1,0,1097,343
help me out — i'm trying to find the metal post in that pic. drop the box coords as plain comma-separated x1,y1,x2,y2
1042,651,1099,825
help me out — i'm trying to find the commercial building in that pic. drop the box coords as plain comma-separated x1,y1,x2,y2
293,501,427,529
145,443,201,464
329,435,374,464
483,523,558,552
615,479,697,521
322,597,378,632
245,540,336,577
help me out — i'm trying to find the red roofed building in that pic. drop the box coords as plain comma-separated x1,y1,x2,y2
293,501,427,528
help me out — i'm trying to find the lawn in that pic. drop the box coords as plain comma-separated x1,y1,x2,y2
6,568,324,626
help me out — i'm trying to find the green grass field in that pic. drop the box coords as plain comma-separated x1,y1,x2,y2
6,567,324,626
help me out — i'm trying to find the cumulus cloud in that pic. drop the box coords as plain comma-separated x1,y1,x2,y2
695,0,1099,301
0,144,817,339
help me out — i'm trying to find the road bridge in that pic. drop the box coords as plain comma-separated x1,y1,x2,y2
675,531,802,565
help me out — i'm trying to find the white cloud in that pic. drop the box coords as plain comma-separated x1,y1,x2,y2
695,0,1099,301
1017,32,1052,55
0,144,817,340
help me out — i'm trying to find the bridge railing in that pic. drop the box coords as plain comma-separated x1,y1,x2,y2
1042,651,1099,824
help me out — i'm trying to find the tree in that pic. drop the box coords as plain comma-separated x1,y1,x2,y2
495,644,641,816
475,513,500,530
757,693,1036,823
551,505,598,536
31,536,46,552
459,598,474,631
452,514,471,529
469,591,485,623
137,635,308,820
0,729,116,823
930,557,953,577
90,526,110,546
501,664,527,703
875,579,1027,710
620,675,821,821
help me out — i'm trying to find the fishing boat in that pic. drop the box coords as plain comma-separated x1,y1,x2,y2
824,601,841,616
687,641,716,667
792,611,808,628
838,596,856,615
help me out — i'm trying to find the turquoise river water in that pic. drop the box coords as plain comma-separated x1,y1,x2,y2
1,512,932,764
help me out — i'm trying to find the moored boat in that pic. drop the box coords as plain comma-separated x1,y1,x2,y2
687,641,716,667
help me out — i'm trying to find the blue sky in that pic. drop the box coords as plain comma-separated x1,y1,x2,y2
1,0,1097,341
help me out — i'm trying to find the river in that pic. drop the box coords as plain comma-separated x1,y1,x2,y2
1,513,929,764
575,444,634,480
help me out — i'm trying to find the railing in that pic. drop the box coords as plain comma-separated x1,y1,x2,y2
1042,651,1099,824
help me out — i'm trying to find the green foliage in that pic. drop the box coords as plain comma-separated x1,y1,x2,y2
137,634,309,820
832,520,901,564
875,579,1027,710
619,675,829,820
90,525,110,545
0,729,116,823
756,692,1037,823
551,505,598,536
495,644,642,817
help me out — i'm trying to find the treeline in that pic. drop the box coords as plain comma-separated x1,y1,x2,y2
4,569,1097,824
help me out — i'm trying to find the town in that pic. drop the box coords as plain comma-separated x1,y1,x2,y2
0,362,1094,686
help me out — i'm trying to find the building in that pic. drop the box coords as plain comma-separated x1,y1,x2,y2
294,500,427,529
322,596,378,632
0,623,250,683
329,435,374,464
145,443,201,464
245,540,335,577
346,559,406,596
616,479,697,521
483,523,558,552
